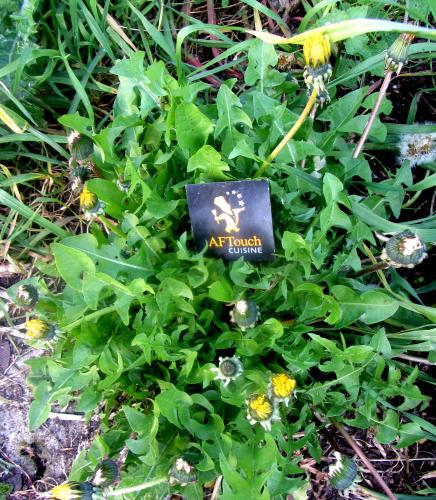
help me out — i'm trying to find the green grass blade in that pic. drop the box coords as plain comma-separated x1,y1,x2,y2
78,0,116,61
0,188,69,238
0,173,47,187
129,2,175,59
241,0,290,30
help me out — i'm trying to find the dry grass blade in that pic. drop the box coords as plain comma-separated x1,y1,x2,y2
98,4,138,52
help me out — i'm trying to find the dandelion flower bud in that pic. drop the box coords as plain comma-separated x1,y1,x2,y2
49,481,94,500
67,131,94,161
329,452,359,492
211,356,243,386
246,394,280,431
116,177,131,193
230,299,259,331
269,373,296,406
16,284,38,308
69,163,93,192
385,33,415,74
380,230,427,269
92,459,118,487
168,458,197,486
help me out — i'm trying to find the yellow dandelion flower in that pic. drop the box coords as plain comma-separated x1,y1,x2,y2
49,482,82,500
249,394,273,420
303,32,331,67
246,393,280,431
79,185,97,211
25,319,49,339
270,373,296,400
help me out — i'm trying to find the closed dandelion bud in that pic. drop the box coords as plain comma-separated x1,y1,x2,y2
329,452,359,492
92,459,118,487
67,132,94,161
246,394,280,431
269,373,296,406
116,177,130,193
49,481,94,500
168,458,197,486
70,164,92,192
398,131,436,167
211,356,243,386
230,299,259,331
380,230,427,268
385,33,415,74
16,284,38,308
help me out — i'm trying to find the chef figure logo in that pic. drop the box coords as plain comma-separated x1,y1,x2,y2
211,190,245,233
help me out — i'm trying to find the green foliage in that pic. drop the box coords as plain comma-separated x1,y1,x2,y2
1,0,435,498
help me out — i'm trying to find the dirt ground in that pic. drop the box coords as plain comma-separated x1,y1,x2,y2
0,336,94,499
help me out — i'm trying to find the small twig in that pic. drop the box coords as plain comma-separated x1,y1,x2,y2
0,326,27,339
352,72,393,159
48,412,85,421
211,475,223,500
98,5,138,52
331,420,396,500
352,261,389,278
255,89,318,178
206,0,221,58
395,354,435,366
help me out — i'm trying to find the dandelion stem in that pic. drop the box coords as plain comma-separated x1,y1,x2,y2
254,89,318,178
105,477,167,496
352,71,393,159
330,419,396,500
62,305,117,332
352,261,388,278
401,170,430,209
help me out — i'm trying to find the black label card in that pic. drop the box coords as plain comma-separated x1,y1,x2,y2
186,180,275,261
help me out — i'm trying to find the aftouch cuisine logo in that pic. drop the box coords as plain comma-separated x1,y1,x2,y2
209,190,263,255
186,180,275,262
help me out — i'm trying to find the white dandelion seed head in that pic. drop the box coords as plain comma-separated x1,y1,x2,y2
398,129,436,167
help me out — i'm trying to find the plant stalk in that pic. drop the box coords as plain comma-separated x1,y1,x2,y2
352,71,393,159
255,89,318,178
62,305,117,332
352,261,389,278
331,420,396,500
401,170,430,209
105,477,167,497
